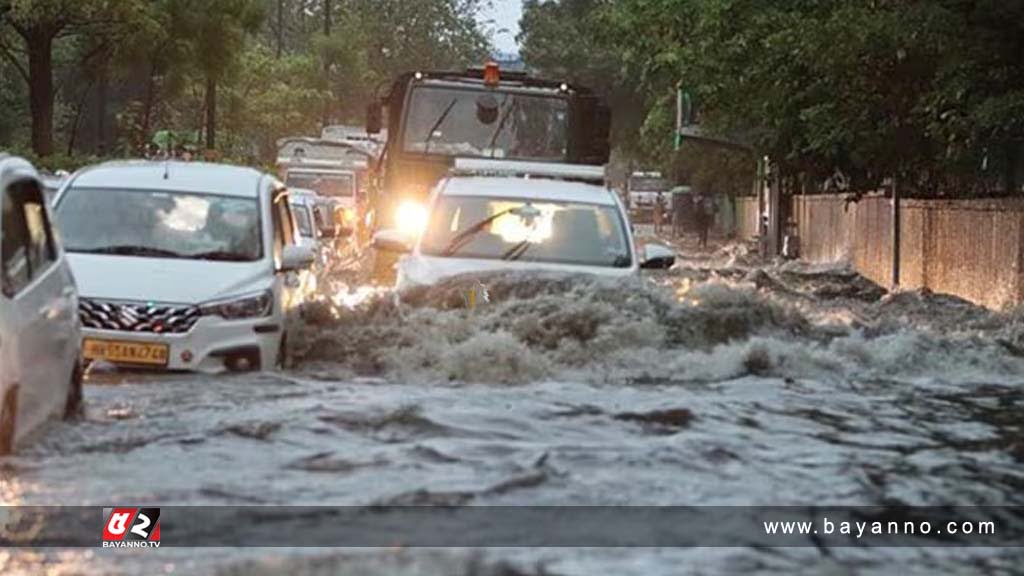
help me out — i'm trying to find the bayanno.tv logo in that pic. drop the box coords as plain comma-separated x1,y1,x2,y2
102,507,161,548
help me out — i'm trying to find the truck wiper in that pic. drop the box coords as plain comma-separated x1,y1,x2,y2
422,98,458,155
441,208,516,256
487,96,515,157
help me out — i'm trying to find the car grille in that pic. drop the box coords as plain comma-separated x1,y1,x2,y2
79,298,201,334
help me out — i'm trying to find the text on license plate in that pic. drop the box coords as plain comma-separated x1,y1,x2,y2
82,339,169,366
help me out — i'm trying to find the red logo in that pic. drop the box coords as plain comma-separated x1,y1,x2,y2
102,508,161,548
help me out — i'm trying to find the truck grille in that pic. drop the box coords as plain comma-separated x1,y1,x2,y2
79,298,200,334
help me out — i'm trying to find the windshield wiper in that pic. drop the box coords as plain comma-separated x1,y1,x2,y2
422,98,458,155
487,96,515,158
74,245,185,258
502,239,532,261
441,208,516,257
190,250,254,262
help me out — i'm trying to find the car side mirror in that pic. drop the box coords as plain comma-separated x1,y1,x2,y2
372,229,411,254
640,243,676,270
366,102,383,135
280,245,316,272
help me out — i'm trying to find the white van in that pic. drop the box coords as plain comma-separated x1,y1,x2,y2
54,161,315,373
0,155,83,454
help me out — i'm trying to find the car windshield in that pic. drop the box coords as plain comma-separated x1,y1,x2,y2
285,172,354,198
55,187,262,261
420,195,631,268
402,86,569,161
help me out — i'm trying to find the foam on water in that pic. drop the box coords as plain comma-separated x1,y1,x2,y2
294,269,1024,387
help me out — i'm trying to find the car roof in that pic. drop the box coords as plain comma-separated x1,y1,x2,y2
0,154,42,190
70,161,269,197
440,176,617,206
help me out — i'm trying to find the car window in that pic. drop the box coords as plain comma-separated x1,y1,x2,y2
271,189,298,265
291,202,314,238
2,180,56,297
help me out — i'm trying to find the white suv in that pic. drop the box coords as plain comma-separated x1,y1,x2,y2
54,161,315,373
0,155,82,454
374,159,676,290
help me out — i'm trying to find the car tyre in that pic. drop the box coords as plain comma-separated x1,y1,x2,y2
0,386,18,456
64,362,84,420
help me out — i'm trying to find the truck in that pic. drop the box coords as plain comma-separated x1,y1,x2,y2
364,62,611,272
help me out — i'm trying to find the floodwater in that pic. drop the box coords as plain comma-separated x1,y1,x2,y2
2,238,1024,575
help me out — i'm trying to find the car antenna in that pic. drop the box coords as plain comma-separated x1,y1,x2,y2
163,135,173,179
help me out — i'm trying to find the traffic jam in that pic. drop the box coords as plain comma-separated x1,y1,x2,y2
2,61,1023,575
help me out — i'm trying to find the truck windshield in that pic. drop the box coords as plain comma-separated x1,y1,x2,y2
421,196,631,268
402,86,569,161
286,172,355,198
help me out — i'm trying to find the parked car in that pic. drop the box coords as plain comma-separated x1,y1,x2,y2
373,158,676,291
0,155,83,454
53,161,316,373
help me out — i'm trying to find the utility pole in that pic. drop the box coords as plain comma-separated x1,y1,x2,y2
891,175,901,288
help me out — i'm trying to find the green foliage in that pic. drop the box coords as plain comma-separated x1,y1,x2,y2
1,0,493,162
522,0,1024,196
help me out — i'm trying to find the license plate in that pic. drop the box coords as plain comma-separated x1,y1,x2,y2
83,339,169,367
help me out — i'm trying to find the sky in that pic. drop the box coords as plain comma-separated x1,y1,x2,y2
480,0,524,55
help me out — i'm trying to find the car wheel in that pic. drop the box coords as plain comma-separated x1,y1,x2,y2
64,362,84,420
0,386,18,456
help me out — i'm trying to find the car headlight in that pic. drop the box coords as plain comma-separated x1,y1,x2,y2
395,200,428,237
199,290,273,320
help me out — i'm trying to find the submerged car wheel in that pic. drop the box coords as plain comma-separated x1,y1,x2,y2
64,363,84,420
0,386,18,456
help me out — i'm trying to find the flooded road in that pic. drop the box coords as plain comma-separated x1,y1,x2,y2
3,239,1024,575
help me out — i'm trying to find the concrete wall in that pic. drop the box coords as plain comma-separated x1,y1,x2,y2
792,194,1024,310
735,196,760,240
900,198,1024,309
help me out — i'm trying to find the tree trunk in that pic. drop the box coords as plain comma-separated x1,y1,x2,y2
26,29,55,157
140,61,159,150
276,0,284,58
323,0,332,36
205,74,217,150
95,63,109,154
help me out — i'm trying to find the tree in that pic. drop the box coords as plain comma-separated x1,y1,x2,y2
169,0,264,150
0,0,142,156
522,0,1024,196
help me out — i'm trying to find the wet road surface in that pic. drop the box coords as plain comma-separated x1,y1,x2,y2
3,238,1024,575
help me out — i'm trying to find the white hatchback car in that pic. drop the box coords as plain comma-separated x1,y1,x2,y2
0,155,82,454
54,161,315,373
374,159,676,291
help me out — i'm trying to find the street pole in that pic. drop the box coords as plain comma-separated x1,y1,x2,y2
892,175,901,288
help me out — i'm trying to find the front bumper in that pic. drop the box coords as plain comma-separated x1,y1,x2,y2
81,315,283,373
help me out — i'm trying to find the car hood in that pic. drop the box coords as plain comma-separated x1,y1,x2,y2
397,253,637,290
68,253,272,304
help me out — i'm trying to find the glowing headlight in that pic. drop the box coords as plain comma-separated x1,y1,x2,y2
199,290,273,320
395,200,428,236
